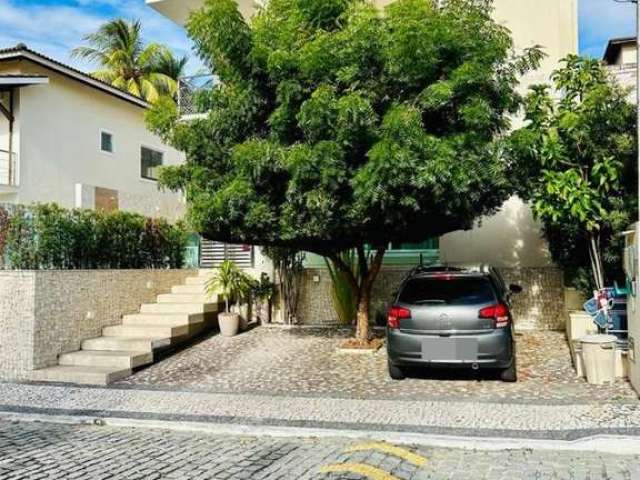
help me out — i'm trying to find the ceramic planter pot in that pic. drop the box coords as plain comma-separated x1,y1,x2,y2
218,312,240,337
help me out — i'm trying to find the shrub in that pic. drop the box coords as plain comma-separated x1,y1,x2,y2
3,204,188,270
0,206,9,267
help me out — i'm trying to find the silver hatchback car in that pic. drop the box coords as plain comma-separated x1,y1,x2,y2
386,264,521,382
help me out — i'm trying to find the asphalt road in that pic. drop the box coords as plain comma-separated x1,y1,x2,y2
1,420,639,480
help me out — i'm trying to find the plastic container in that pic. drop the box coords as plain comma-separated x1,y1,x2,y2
581,334,617,385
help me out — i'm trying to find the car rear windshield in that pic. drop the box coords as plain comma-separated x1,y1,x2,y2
398,276,495,306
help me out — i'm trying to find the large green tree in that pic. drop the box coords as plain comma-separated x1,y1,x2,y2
149,0,542,343
509,56,636,292
72,19,187,103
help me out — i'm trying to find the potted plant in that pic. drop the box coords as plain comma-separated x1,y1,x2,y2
206,260,251,337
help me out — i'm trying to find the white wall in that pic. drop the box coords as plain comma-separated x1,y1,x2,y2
2,60,185,221
440,197,552,268
619,44,637,65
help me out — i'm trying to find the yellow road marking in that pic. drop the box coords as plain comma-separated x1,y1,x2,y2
320,463,400,480
344,442,428,467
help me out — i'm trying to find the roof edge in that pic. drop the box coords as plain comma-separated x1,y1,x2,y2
603,36,637,64
0,45,150,109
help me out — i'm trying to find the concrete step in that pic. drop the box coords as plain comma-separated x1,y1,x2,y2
157,293,213,303
59,350,152,369
171,284,207,294
81,336,167,352
122,312,205,326
103,324,189,339
185,276,209,285
30,365,131,385
140,302,217,314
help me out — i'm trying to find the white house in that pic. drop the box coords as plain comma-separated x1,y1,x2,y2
0,44,186,221
604,37,637,104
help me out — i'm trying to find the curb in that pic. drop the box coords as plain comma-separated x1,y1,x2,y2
2,409,640,455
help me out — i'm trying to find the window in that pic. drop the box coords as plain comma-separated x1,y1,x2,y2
141,146,164,181
390,239,439,250
100,131,113,153
398,277,495,306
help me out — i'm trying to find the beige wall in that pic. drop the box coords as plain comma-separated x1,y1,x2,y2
441,197,553,268
0,60,186,221
439,0,577,268
619,44,638,65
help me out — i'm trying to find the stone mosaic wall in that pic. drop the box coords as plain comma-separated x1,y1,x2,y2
0,269,194,380
297,266,565,330
0,272,36,378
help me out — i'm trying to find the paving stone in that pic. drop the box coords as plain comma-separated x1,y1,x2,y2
116,328,637,404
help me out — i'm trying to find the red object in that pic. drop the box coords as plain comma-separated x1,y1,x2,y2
387,306,411,329
478,303,510,328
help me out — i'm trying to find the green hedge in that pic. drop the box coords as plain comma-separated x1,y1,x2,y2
0,204,188,270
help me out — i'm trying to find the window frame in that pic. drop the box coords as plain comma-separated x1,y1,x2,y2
140,144,165,182
99,130,114,155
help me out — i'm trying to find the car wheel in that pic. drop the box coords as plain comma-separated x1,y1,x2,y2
500,358,517,382
388,360,406,380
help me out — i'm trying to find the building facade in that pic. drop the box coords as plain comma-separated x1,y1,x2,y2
0,45,186,221
604,37,637,104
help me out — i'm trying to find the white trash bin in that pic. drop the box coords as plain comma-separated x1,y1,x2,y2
581,334,617,385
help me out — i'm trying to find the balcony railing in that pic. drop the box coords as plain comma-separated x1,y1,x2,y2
0,149,17,187
178,74,217,117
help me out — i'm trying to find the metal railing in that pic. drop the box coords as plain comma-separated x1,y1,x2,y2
178,74,217,117
0,149,17,187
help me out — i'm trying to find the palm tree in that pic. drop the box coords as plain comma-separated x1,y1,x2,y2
155,49,189,84
72,19,184,103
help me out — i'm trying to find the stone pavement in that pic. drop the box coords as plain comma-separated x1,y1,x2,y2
1,420,639,480
1,382,640,440
117,328,637,404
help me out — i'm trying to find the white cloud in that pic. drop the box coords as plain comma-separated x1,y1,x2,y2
0,0,202,74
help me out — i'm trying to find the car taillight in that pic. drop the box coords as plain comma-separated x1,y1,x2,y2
478,303,510,329
387,306,411,329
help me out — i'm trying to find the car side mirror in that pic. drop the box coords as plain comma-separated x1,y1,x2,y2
509,284,523,294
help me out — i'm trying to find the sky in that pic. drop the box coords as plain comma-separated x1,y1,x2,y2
0,0,637,76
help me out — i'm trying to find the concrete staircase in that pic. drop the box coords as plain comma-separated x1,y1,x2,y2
30,270,218,385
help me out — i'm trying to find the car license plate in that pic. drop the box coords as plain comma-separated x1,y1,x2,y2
421,338,478,361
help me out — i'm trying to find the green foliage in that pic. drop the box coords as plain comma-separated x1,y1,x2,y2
72,19,186,103
0,206,9,266
250,272,277,303
148,0,541,253
3,204,187,270
509,55,637,291
206,260,253,312
325,251,359,326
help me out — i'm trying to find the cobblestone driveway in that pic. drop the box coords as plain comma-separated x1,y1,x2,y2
1,420,639,480
118,328,638,403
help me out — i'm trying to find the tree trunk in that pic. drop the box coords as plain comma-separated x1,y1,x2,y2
355,247,386,342
327,245,386,344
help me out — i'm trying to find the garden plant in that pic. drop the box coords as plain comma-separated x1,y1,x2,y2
509,56,637,292
1,204,187,270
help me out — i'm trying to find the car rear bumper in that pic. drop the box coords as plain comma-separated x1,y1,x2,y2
387,328,513,369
